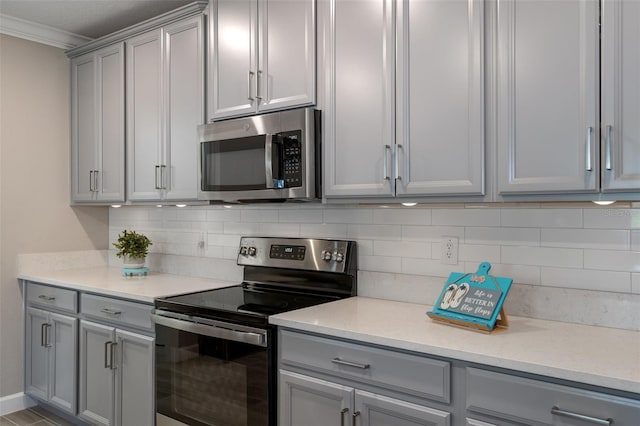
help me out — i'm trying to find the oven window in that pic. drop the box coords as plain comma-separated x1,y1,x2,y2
156,324,270,426
201,135,271,191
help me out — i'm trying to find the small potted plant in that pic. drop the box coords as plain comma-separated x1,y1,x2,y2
113,229,152,269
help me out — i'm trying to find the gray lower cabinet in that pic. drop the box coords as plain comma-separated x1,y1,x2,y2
78,293,155,426
25,306,78,415
278,330,451,426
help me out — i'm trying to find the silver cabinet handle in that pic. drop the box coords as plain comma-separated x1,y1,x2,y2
160,165,167,189
551,406,612,426
352,411,360,426
605,125,612,171
155,165,161,189
332,358,370,369
41,323,47,347
110,342,118,370
104,341,113,369
395,144,403,181
44,324,51,348
100,308,122,316
93,170,99,193
38,295,56,302
89,170,94,192
383,145,391,181
248,71,255,101
340,408,349,426
256,70,263,100
586,126,593,171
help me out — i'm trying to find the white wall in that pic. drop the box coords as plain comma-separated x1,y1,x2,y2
110,203,640,331
0,34,109,398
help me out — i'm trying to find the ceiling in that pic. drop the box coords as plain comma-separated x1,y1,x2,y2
0,0,194,40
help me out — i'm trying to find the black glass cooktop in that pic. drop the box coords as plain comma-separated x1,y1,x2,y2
155,284,340,327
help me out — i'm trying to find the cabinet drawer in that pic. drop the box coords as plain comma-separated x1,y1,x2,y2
26,282,77,314
466,368,640,426
279,330,450,404
80,293,153,331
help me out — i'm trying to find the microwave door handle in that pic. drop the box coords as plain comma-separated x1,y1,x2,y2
265,134,274,188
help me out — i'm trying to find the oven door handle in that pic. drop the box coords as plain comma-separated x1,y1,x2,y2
151,313,267,347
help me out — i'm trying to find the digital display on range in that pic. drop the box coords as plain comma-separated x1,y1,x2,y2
270,245,305,260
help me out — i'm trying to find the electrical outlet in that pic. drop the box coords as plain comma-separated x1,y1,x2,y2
440,236,458,265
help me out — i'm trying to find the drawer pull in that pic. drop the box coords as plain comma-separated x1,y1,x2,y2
551,406,612,426
100,308,122,316
332,358,370,370
38,295,56,301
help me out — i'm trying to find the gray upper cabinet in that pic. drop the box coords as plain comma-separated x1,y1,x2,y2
323,0,484,199
323,0,396,198
71,43,125,204
126,15,205,202
601,0,640,192
496,0,599,195
207,0,316,122
396,0,484,197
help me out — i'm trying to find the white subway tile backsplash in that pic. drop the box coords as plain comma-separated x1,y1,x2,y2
241,209,279,223
501,246,583,268
432,208,500,226
465,227,540,246
401,225,464,241
583,208,639,229
372,208,431,225
584,249,640,272
110,203,640,330
501,208,582,228
541,267,631,293
373,240,431,259
359,255,402,273
541,228,630,250
459,244,500,263
324,208,373,224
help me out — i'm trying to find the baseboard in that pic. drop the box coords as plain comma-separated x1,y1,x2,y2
0,392,37,416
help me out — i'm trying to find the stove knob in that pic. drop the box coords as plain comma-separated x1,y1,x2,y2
240,246,248,256
321,250,332,261
248,246,257,256
335,252,345,263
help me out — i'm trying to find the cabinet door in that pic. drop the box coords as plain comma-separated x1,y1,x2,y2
279,370,353,426
208,0,258,120
48,313,77,415
95,43,125,202
115,330,154,426
396,0,484,196
601,0,640,192
324,0,396,197
71,52,97,202
258,0,315,112
25,307,49,401
496,0,599,194
126,29,163,201
163,16,205,201
355,389,451,426
79,320,115,426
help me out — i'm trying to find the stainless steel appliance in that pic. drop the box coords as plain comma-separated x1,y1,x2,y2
198,108,321,203
153,237,357,426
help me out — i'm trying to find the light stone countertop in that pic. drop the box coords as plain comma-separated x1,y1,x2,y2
270,296,640,395
18,267,237,303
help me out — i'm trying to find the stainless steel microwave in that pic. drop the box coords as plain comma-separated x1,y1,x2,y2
198,108,320,202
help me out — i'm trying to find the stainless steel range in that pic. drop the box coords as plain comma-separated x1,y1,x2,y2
153,237,357,426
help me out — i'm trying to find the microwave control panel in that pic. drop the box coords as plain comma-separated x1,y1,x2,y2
281,131,302,187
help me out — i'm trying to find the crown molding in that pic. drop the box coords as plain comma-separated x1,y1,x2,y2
0,14,92,49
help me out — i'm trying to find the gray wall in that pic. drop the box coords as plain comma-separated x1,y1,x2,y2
0,34,108,398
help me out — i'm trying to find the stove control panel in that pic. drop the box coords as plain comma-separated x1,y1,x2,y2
238,237,356,273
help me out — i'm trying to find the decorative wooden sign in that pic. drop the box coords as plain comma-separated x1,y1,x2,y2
427,262,513,333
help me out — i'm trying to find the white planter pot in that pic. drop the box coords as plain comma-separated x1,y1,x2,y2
123,255,146,269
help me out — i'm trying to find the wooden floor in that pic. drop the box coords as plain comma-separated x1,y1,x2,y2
0,406,76,426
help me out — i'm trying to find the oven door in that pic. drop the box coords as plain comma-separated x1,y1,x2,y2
152,312,274,426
